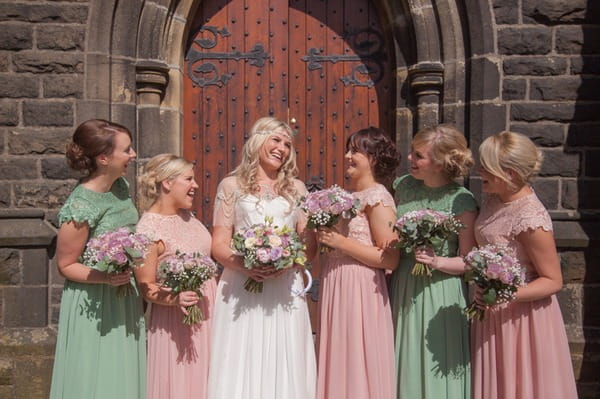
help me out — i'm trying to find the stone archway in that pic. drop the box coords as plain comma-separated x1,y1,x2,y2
82,0,496,181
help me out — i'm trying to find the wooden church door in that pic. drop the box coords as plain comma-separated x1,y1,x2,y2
183,0,396,329
183,0,395,225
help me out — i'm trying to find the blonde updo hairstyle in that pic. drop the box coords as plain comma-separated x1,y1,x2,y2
66,119,132,175
138,153,194,211
412,124,474,179
231,117,299,205
479,131,542,191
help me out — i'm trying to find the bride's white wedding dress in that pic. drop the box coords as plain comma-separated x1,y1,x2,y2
207,176,316,399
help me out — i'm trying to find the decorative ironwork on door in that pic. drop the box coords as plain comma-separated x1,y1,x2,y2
186,26,269,87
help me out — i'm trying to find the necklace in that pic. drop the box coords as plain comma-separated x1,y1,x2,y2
258,182,278,201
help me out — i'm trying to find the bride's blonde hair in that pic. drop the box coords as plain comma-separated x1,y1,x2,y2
138,153,194,211
231,117,299,205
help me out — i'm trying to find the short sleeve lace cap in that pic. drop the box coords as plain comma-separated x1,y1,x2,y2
510,193,553,236
58,188,103,228
213,176,240,228
356,184,395,211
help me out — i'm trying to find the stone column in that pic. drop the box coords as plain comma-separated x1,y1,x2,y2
408,62,444,130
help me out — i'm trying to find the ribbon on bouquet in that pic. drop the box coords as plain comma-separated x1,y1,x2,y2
291,269,313,297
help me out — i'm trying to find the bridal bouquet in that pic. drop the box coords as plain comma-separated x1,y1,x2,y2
299,184,359,253
232,216,308,293
158,250,218,325
83,227,150,296
393,209,464,277
463,244,526,320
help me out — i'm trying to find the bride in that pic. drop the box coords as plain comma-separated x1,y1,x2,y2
208,117,317,399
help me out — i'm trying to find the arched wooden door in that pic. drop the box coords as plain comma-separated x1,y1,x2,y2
183,0,396,226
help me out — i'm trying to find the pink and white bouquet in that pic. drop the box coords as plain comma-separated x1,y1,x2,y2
463,244,527,320
83,227,151,296
158,250,218,325
232,216,308,293
300,184,359,253
394,209,464,277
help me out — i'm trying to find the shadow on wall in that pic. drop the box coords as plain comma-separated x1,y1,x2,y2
564,1,600,397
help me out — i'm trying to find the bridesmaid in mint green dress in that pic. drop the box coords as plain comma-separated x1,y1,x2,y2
390,125,477,399
50,119,146,399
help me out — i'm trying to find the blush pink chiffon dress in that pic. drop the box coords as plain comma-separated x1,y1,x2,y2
316,183,396,399
471,192,578,399
136,209,217,399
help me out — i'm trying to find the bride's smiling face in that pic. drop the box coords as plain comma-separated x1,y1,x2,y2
258,130,292,171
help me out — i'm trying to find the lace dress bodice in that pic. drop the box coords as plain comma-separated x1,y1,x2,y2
475,191,552,280
213,176,304,232
136,210,212,281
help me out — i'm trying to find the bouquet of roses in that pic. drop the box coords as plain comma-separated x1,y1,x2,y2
158,250,218,325
393,209,464,277
299,184,359,253
83,227,150,296
232,216,308,293
463,244,526,320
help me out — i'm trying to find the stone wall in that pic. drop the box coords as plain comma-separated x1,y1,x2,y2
0,0,599,397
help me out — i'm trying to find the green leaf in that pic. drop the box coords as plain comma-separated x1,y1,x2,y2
483,288,497,304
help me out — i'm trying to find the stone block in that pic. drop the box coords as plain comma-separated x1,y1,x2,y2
0,74,38,98
523,0,589,24
0,102,18,126
0,51,9,72
571,56,600,74
498,27,552,55
539,149,580,177
0,328,56,356
0,249,21,285
562,179,600,209
8,128,71,155
43,74,83,98
510,122,564,147
13,182,74,209
502,78,526,100
503,56,568,76
41,157,83,180
566,124,600,147
0,358,12,386
532,178,558,209
0,23,33,50
0,158,38,180
468,103,507,153
556,26,600,54
22,248,47,285
3,287,47,327
511,103,598,122
471,57,500,101
556,283,582,326
13,357,53,399
585,150,600,177
36,25,85,51
0,3,88,23
13,52,83,74
492,0,518,24
531,77,600,101
560,251,585,283
0,183,9,208
23,101,72,126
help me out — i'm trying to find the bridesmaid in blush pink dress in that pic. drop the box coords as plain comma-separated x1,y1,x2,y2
316,127,399,399
472,131,577,399
135,154,217,399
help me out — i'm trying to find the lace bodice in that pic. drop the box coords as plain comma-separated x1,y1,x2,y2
349,184,396,244
393,174,477,257
213,176,306,232
475,191,552,279
136,210,212,272
58,177,138,237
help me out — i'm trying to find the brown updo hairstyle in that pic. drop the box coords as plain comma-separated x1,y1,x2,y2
65,119,132,175
412,124,474,179
137,154,194,211
346,127,400,183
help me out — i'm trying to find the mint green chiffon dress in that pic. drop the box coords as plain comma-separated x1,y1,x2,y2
390,175,476,399
50,177,146,399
